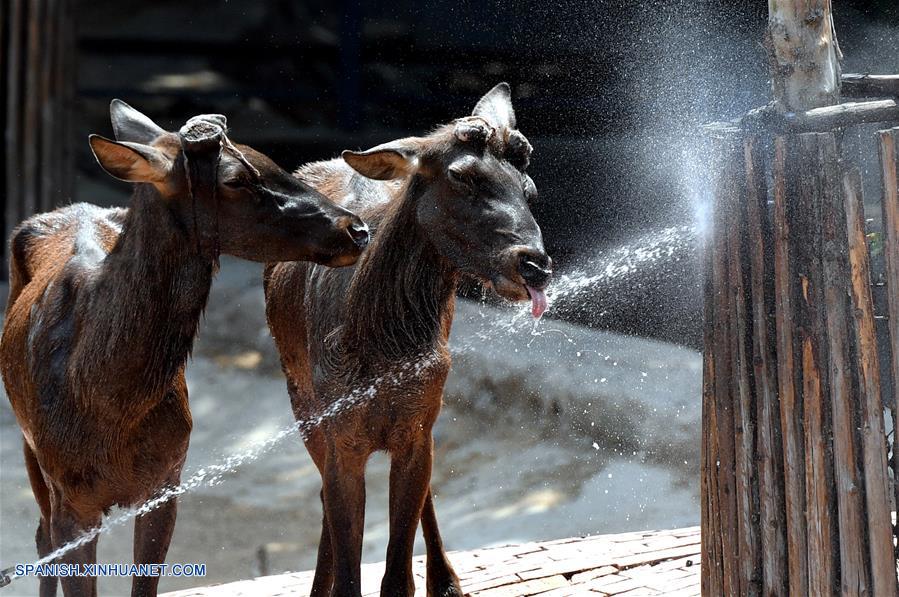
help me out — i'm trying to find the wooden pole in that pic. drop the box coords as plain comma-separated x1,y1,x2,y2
876,127,899,568
766,0,841,112
712,132,741,597
744,136,787,596
727,140,761,596
771,135,809,595
844,167,898,597
822,164,869,595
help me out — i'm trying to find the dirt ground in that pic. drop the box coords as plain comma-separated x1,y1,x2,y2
0,258,700,596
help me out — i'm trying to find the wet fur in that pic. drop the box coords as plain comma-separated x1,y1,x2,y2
2,189,209,596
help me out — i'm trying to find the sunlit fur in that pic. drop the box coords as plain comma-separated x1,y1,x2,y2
264,84,551,597
0,105,366,597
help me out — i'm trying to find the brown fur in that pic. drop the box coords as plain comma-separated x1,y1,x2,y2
264,84,551,597
1,103,367,597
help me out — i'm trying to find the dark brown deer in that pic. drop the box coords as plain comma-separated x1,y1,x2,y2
0,101,369,597
264,83,551,597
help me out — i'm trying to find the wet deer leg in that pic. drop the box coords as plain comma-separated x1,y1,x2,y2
381,436,433,597
322,444,367,597
421,489,462,597
24,441,57,597
132,470,182,597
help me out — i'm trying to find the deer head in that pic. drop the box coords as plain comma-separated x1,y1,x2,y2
89,100,369,266
342,83,552,317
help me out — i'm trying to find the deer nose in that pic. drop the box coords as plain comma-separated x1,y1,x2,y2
517,249,552,289
344,219,370,249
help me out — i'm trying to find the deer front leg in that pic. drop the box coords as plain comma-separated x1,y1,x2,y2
323,445,367,597
421,490,462,597
131,474,181,597
381,436,433,597
50,504,100,597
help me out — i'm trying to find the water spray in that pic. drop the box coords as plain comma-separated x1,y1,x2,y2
0,352,440,590
0,226,698,589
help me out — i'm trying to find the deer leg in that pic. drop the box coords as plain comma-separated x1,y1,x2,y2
305,432,335,597
24,441,58,597
131,471,181,597
50,504,100,597
310,489,335,597
380,436,433,597
421,490,462,597
322,445,367,597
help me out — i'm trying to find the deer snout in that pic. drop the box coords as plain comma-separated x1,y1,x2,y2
517,249,552,290
340,216,370,249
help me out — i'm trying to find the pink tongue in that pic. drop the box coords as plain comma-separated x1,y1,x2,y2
526,286,548,319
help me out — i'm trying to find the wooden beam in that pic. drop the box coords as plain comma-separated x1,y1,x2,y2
842,73,899,98
780,100,899,132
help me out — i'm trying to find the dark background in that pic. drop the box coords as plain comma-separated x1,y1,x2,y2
14,0,899,346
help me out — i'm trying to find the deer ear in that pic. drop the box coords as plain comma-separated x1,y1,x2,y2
472,82,516,131
89,135,171,183
109,99,165,144
342,139,421,180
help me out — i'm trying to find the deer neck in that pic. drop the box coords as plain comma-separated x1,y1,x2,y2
343,178,458,363
84,184,216,404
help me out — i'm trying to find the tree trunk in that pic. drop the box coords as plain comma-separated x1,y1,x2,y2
767,0,841,111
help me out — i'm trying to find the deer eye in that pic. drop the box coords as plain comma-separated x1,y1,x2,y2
447,167,470,188
223,178,247,189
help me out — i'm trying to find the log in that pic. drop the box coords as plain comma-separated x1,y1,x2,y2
844,167,898,596
795,134,837,595
711,135,741,596
842,73,899,98
771,136,809,595
766,0,841,112
781,100,899,132
822,160,869,595
877,127,899,562
701,223,722,597
726,142,760,596
744,137,787,596
736,100,899,135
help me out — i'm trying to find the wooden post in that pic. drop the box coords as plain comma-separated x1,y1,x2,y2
771,136,809,595
703,2,899,596
744,137,787,596
877,127,899,564
843,168,898,596
766,0,841,112
822,165,869,595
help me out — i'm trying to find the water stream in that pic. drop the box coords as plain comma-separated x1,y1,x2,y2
0,224,699,586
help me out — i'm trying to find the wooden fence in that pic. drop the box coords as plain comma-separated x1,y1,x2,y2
701,113,899,594
2,0,76,281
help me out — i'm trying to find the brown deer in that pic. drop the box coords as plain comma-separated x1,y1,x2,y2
264,83,551,597
0,101,369,597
